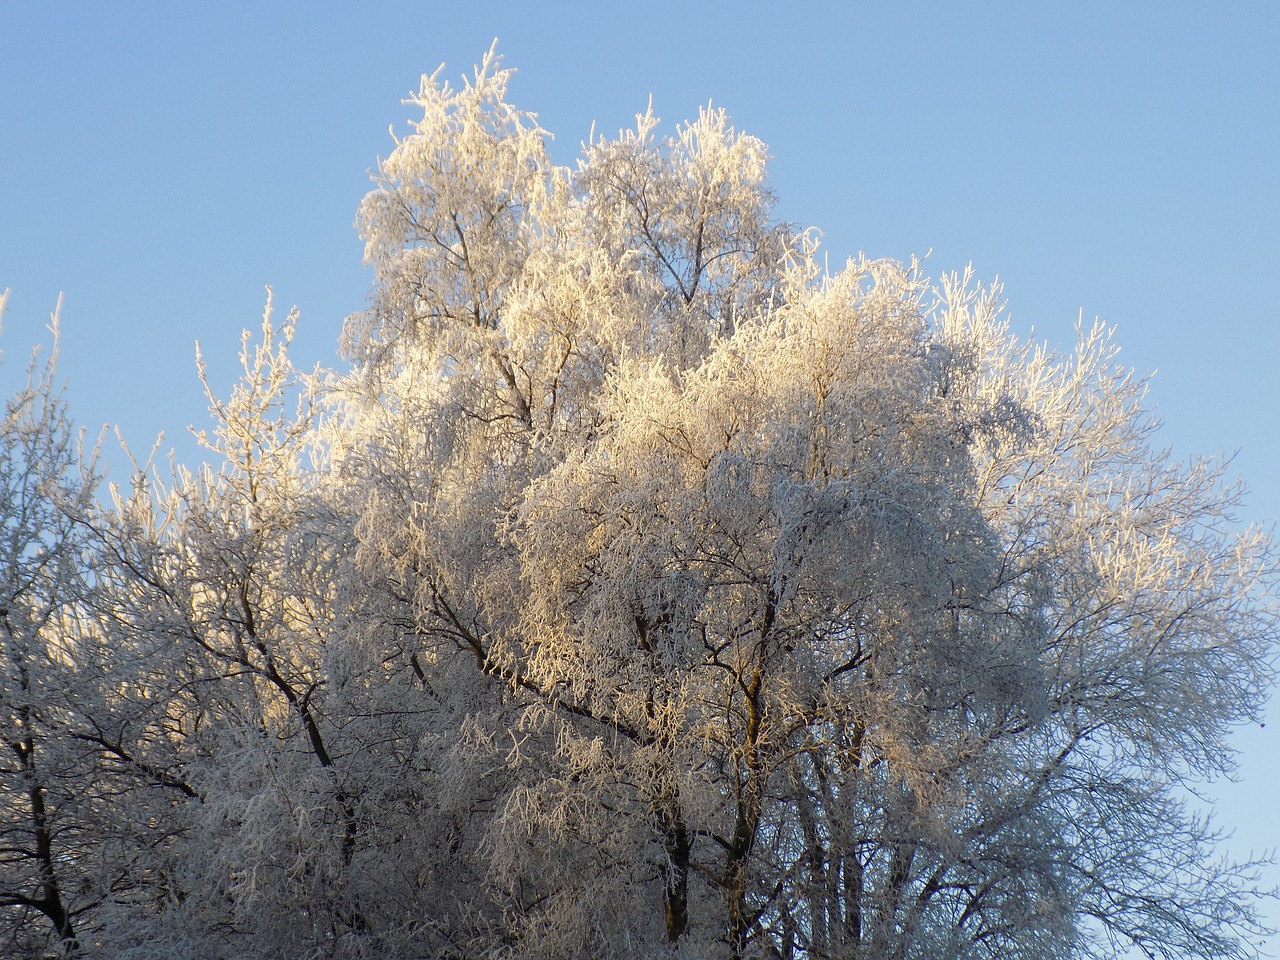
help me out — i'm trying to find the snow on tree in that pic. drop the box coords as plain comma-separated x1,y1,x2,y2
332,49,1278,960
0,295,119,957
2,48,1277,960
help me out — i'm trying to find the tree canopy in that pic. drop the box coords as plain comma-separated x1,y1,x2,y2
1,51,1277,960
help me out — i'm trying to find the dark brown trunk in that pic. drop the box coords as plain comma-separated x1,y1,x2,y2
27,741,76,950
663,814,691,940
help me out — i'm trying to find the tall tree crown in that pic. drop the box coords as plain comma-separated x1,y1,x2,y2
1,53,1276,960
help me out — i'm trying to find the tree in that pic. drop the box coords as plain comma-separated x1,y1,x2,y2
4,48,1275,960
0,294,103,957
336,50,1278,960
0,297,196,958
90,296,458,957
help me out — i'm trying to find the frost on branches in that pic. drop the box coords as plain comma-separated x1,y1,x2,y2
2,50,1278,960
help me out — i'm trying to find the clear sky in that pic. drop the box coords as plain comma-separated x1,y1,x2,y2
3,1,1279,948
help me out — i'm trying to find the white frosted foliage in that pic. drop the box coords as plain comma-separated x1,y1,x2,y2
2,50,1276,960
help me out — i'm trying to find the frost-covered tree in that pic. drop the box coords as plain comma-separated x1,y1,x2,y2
0,297,203,959
89,297,459,958
335,51,1278,960
4,48,1276,960
90,299,354,954
0,295,105,957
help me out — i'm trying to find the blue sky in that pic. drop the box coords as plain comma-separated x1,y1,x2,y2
3,1,1279,946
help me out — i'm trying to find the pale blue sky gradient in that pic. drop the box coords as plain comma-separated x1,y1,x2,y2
3,1,1279,949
